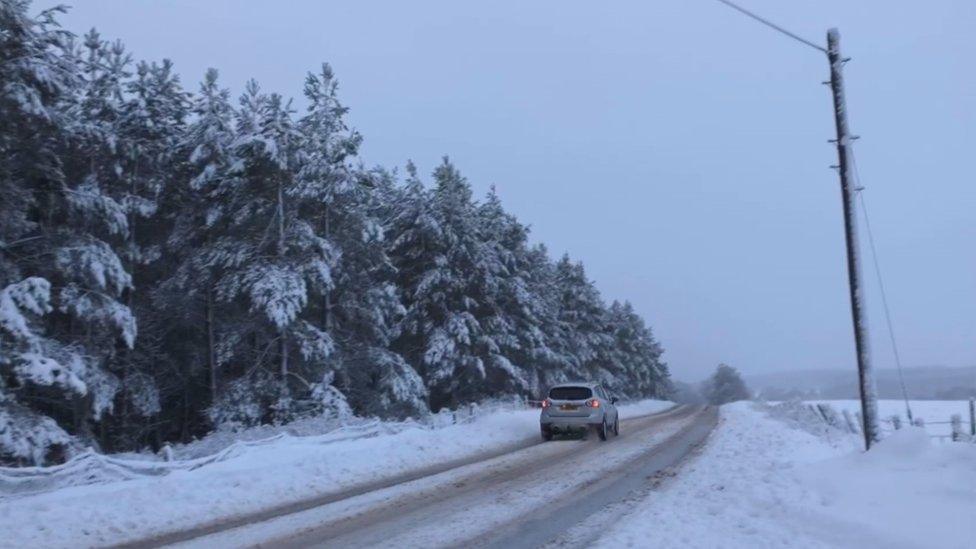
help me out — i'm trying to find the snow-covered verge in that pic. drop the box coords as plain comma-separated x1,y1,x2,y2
596,401,976,549
0,398,521,497
0,399,672,548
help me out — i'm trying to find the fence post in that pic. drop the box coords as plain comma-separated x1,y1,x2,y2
842,409,859,434
808,404,821,421
950,414,963,442
969,398,975,436
815,404,830,424
817,404,841,428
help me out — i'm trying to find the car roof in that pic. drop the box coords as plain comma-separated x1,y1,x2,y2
549,382,601,389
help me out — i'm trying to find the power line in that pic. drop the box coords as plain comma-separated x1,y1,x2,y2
721,3,893,435
714,0,827,54
850,148,915,423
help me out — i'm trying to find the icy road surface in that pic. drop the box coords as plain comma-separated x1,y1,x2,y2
164,405,716,549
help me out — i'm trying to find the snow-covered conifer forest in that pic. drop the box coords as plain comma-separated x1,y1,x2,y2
0,1,669,465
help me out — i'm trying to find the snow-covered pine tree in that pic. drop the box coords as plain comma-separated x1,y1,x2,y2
551,255,614,384
390,159,492,410
519,243,573,392
295,65,426,418
1,2,136,462
64,30,142,451
294,64,357,332
204,82,343,425
337,175,427,416
117,57,189,273
59,31,189,451
472,186,539,396
107,57,189,449
605,300,668,398
153,68,237,434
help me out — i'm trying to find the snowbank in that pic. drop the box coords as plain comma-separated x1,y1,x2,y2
617,398,677,418
808,399,973,438
597,402,976,549
0,399,672,548
801,426,976,549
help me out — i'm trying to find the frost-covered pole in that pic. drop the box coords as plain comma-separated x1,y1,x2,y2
826,29,880,450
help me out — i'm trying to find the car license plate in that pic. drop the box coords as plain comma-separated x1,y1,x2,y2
560,404,577,411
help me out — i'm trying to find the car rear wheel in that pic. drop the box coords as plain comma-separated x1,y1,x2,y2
597,418,608,441
541,426,553,441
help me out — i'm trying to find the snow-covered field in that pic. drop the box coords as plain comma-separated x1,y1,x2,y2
597,401,976,549
0,399,673,548
808,399,974,438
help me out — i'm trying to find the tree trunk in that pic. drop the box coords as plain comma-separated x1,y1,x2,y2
276,178,289,383
206,283,218,402
181,384,190,443
119,160,139,449
322,209,334,331
72,392,98,451
279,331,289,383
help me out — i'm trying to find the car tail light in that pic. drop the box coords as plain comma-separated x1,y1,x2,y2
587,399,600,408
541,398,551,409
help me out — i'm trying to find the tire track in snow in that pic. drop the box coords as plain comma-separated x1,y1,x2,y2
167,405,713,549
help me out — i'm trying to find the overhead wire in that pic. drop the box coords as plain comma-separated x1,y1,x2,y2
713,0,828,54
850,149,915,424
713,0,917,424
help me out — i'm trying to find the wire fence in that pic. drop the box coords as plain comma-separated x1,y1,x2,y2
805,400,976,445
0,396,532,499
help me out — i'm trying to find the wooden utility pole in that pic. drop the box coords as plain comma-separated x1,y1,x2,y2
712,2,885,450
826,29,880,450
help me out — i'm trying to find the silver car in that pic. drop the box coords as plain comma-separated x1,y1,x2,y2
539,382,620,441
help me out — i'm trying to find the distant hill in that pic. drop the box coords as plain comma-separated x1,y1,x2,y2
744,366,976,400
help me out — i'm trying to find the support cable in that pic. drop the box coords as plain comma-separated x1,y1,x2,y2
850,149,915,424
714,0,827,53
713,0,912,428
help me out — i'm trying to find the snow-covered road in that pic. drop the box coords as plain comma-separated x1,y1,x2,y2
160,405,716,549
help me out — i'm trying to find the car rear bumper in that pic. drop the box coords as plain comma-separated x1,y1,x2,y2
540,412,604,431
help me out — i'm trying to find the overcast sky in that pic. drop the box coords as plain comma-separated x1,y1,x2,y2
46,1,974,381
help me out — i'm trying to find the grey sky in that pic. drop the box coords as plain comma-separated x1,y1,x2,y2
48,1,974,381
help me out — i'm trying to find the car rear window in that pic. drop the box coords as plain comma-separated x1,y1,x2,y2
549,386,592,400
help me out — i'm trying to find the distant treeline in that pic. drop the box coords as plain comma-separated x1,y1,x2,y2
0,1,669,465
748,367,976,401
